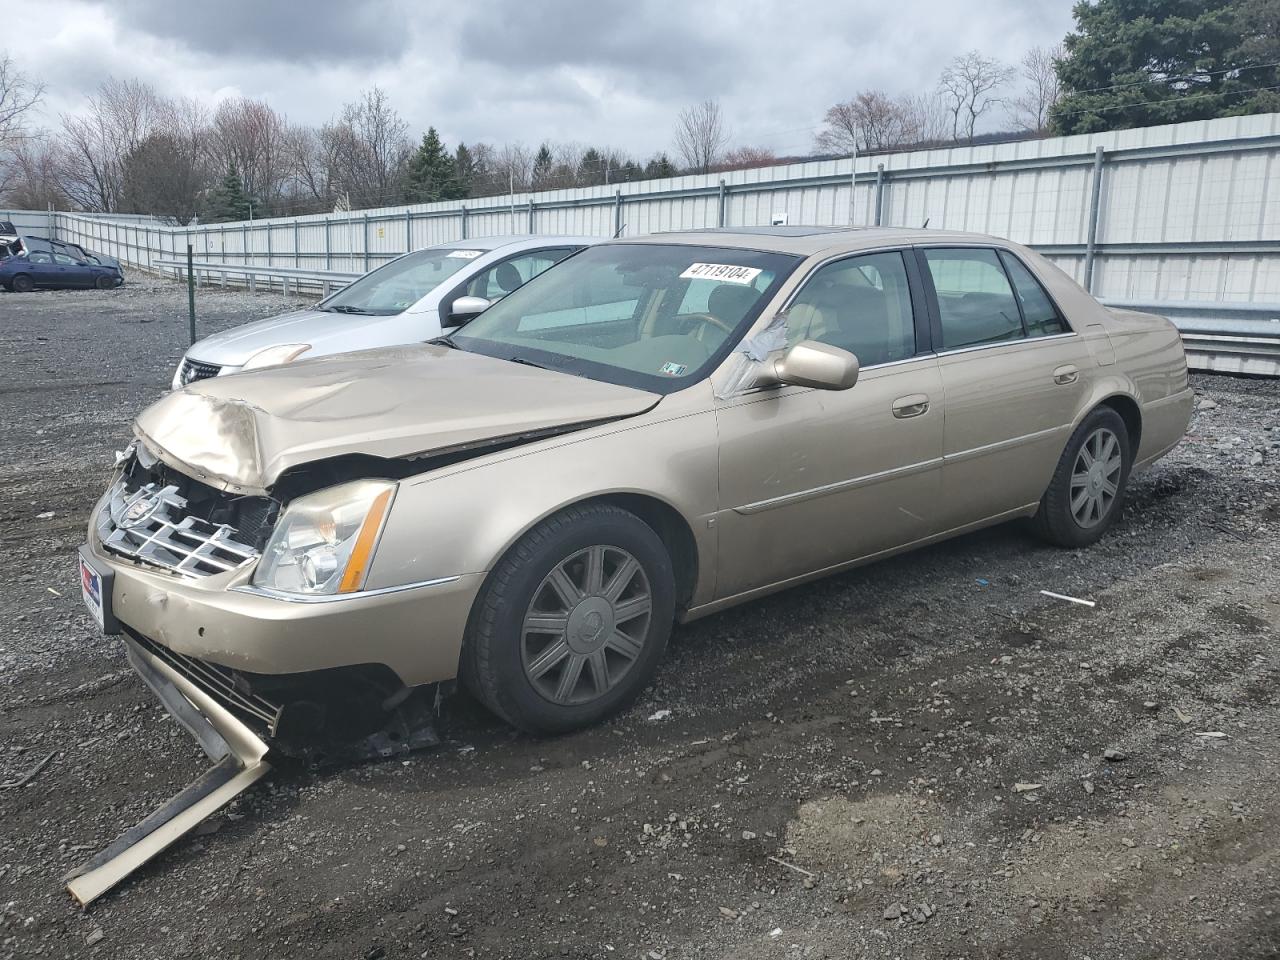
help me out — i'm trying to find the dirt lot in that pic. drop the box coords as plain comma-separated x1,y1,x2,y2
1,278,1278,960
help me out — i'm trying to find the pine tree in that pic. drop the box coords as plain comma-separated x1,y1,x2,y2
204,164,254,222
406,127,462,202
454,143,475,199
643,153,677,180
532,143,553,190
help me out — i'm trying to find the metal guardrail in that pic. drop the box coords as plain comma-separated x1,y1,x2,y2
147,259,1279,377
1101,299,1280,377
152,259,361,297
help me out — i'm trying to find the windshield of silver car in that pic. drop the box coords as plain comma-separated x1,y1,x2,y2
449,243,799,392
319,248,484,316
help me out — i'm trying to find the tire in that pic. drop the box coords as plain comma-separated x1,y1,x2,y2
94,275,114,290
11,274,33,293
1031,406,1132,548
462,503,676,734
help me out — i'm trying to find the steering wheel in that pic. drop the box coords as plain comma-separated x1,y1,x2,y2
680,312,734,341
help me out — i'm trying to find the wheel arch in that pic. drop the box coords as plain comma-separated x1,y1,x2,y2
482,490,702,613
1096,393,1143,455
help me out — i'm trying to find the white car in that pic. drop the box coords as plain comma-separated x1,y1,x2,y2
172,235,597,388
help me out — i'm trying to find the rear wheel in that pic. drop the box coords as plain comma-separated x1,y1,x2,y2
11,273,33,293
1031,406,1132,547
94,275,114,290
463,503,675,734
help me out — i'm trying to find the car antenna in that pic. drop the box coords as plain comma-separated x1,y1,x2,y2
921,217,930,228
613,222,627,239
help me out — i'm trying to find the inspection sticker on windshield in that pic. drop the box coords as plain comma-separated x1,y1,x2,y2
446,249,484,259
679,263,762,285
659,361,687,376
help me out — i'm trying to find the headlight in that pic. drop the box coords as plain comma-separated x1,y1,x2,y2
253,479,396,596
242,343,312,371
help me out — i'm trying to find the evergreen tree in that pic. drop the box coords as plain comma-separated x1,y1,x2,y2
643,153,677,180
1051,0,1280,134
453,143,475,198
405,127,462,202
532,143,554,189
204,164,254,222
580,147,605,185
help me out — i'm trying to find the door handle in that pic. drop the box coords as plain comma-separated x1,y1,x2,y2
1053,364,1079,385
892,394,930,419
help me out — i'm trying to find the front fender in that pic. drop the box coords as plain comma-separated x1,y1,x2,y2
365,394,720,607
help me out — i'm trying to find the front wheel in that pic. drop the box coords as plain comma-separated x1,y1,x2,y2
10,273,33,293
462,503,675,734
94,275,114,290
1031,406,1132,548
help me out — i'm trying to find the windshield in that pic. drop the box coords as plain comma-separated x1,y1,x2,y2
320,247,486,316
451,243,798,392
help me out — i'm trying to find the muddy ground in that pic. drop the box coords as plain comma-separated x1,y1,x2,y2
0,278,1277,960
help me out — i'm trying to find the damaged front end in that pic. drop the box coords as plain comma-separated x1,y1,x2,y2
69,446,442,906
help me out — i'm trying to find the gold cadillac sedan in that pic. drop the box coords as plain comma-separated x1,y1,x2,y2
79,227,1193,742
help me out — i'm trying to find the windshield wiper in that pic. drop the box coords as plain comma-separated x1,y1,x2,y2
431,334,462,349
325,305,376,315
506,355,553,371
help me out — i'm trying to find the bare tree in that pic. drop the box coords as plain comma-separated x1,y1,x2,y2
900,92,951,146
2,135,63,208
59,77,163,211
0,54,45,194
1006,44,1063,133
815,91,920,153
673,99,728,173
715,146,778,171
323,87,411,208
938,51,1014,142
208,97,291,213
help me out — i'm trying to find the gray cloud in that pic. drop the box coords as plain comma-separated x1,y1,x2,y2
18,0,1077,156
456,0,735,97
101,0,412,64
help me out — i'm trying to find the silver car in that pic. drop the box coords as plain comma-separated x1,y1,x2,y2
171,235,597,388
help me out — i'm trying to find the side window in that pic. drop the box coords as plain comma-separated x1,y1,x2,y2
998,251,1068,337
924,248,1025,350
786,251,916,366
27,252,52,264
53,253,77,266
466,248,576,300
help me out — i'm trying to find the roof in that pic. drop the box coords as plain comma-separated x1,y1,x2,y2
618,226,1015,258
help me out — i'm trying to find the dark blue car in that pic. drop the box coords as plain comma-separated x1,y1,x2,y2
0,250,125,292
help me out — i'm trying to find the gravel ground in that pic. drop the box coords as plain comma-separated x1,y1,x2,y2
1,278,1278,960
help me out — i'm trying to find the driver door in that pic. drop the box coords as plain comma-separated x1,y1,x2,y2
713,249,944,600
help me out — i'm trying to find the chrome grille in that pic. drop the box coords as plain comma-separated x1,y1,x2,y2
96,480,259,578
179,358,221,385
131,632,283,736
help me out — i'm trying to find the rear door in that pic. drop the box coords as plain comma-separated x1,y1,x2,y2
916,246,1093,528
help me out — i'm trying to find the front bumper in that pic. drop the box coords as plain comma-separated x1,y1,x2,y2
84,535,485,688
64,635,271,906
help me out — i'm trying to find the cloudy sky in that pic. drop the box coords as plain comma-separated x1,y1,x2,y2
14,0,1076,157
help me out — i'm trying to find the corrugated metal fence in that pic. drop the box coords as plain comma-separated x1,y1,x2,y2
24,112,1280,305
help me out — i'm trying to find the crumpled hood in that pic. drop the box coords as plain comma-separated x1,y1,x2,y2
187,308,427,366
134,345,660,495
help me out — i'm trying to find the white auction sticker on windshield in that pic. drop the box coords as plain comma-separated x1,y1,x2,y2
446,249,484,259
679,262,763,285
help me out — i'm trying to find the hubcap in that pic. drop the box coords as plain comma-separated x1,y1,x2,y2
521,544,651,706
1069,427,1122,529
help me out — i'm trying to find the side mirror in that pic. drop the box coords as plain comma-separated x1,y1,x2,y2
446,295,491,326
773,340,860,390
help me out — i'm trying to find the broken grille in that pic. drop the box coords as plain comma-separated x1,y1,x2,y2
179,358,221,385
131,632,283,736
97,480,260,578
